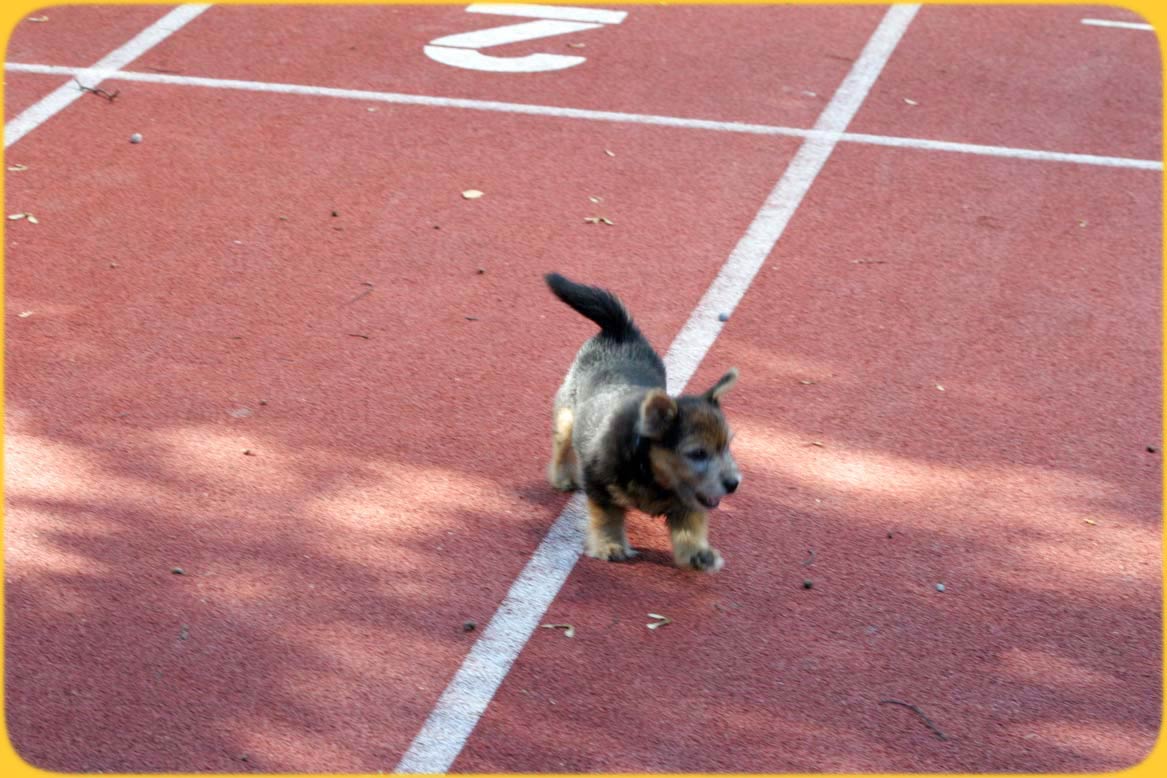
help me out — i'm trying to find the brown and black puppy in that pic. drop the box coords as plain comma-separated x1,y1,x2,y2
545,272,741,572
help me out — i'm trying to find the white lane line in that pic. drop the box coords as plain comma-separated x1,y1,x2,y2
1081,18,1154,31
392,5,920,774
665,3,917,392
4,61,814,140
6,61,1159,171
839,130,1161,171
4,5,209,148
394,491,587,775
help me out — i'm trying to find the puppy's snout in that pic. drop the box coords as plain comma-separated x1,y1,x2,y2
723,476,740,494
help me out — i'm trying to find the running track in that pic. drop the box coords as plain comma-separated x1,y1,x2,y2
3,3,1161,773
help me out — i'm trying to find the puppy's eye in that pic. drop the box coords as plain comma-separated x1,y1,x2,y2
686,449,710,462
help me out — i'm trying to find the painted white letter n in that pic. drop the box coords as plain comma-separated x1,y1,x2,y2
424,4,628,73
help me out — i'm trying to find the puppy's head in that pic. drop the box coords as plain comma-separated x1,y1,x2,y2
638,368,742,512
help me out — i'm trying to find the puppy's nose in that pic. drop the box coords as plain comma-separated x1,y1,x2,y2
723,476,740,494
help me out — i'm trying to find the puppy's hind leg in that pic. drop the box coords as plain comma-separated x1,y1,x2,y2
585,498,637,561
547,406,579,491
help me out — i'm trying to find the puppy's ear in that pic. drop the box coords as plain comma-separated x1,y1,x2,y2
638,389,677,439
702,368,739,405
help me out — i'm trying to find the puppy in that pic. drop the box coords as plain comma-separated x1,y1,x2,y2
544,272,741,572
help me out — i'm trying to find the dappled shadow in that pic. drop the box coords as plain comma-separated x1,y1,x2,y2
456,424,1160,773
447,179,1162,774
4,407,563,771
1,246,603,769
5,37,1162,771
6,273,1161,772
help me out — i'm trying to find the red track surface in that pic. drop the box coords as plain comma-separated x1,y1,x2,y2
127,4,886,127
3,5,169,116
2,73,59,119
848,5,1162,160
456,148,1163,772
3,4,1161,774
6,5,165,66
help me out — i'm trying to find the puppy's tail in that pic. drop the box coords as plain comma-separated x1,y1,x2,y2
545,272,639,342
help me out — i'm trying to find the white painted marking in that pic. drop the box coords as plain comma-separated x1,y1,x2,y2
1081,18,1154,31
666,2,917,393
4,5,209,148
467,3,627,25
6,62,1160,171
392,6,921,774
393,494,587,774
423,45,586,73
430,18,602,50
838,131,1163,171
425,18,600,73
425,4,625,73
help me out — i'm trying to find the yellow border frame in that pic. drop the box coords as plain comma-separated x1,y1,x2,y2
1,1,1162,777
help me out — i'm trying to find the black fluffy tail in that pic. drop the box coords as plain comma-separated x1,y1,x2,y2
545,272,639,342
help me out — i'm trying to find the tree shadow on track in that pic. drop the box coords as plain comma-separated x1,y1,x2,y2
3,403,562,772
2,241,615,769
449,320,1162,774
5,269,1161,774
458,473,1160,774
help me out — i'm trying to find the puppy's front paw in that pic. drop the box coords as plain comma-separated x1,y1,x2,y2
585,541,638,562
680,547,724,573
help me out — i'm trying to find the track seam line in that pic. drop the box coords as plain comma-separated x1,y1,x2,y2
4,5,210,149
5,61,1159,170
392,5,921,774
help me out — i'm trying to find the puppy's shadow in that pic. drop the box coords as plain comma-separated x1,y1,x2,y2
511,481,678,569
511,480,581,545
513,480,565,508
624,548,673,567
